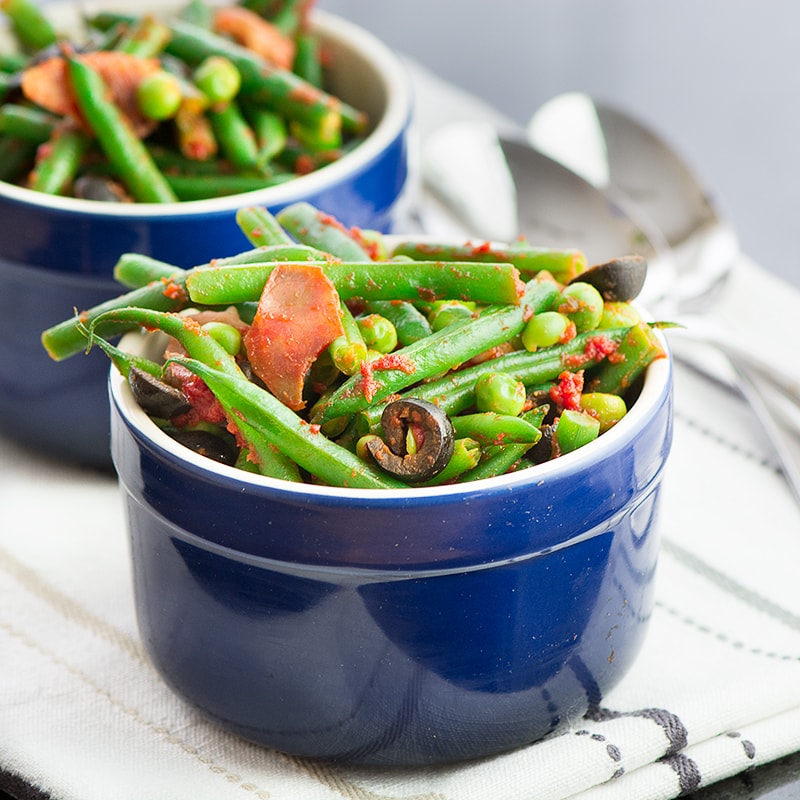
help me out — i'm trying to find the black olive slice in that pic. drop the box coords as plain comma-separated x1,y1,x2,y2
365,398,455,483
129,367,191,419
170,429,238,465
568,255,647,302
73,175,130,203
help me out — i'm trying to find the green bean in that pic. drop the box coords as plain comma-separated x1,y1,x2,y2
450,413,542,447
185,259,527,306
235,204,293,246
115,13,171,58
277,201,373,260
66,54,177,203
459,442,534,483
0,104,59,143
81,329,164,380
587,322,666,396
209,242,330,267
292,32,322,88
245,106,288,166
41,274,190,361
418,438,481,486
389,240,587,284
113,254,186,289
174,103,217,162
89,307,242,377
208,100,260,170
177,0,213,28
311,277,560,425
554,409,600,454
363,300,432,346
0,0,56,51
0,52,27,73
459,407,548,483
269,0,308,35
165,356,406,489
232,418,303,481
28,129,91,195
165,171,292,200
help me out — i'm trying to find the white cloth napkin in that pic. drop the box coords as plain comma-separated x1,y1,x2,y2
2,61,800,800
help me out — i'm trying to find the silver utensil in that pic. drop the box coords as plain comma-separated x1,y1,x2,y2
527,93,800,502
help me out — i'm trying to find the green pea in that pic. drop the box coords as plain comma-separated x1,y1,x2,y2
356,313,398,354
580,392,627,433
202,321,242,355
428,301,474,331
137,71,182,121
193,56,241,105
599,301,641,329
555,282,604,333
521,310,574,351
474,372,526,416
555,409,600,454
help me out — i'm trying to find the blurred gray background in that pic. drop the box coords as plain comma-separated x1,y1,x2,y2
320,0,800,290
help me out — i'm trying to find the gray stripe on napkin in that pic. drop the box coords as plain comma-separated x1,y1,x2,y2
662,752,702,794
586,706,689,756
662,538,800,633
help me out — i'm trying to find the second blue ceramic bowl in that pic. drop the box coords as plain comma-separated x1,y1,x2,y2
110,328,673,766
0,6,413,467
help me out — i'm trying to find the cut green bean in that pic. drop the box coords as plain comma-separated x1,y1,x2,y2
165,356,406,489
450,413,542,447
185,259,526,306
235,204,293,246
277,201,373,260
363,300,432,346
389,240,587,284
66,54,177,203
28,128,91,195
41,274,191,361
165,171,292,200
115,13,171,58
0,0,57,51
587,322,666,395
0,104,59,143
208,100,260,170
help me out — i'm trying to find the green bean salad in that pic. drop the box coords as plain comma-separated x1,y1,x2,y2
42,201,667,489
0,0,367,202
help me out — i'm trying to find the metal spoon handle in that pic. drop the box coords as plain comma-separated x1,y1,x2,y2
734,363,800,507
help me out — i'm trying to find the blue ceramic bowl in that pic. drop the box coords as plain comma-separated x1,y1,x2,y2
0,6,412,467
109,328,673,766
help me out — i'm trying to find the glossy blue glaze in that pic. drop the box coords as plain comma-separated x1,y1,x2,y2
110,351,673,766
0,258,118,467
0,126,409,274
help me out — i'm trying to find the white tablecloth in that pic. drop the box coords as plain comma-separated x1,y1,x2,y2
2,61,800,800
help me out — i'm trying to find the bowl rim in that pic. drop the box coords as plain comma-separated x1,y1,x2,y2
0,7,412,218
110,306,673,501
